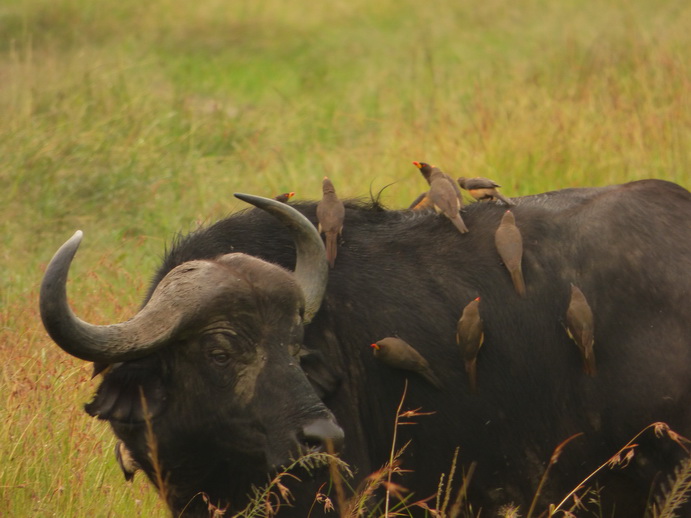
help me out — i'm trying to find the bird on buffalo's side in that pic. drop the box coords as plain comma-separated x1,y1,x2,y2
565,284,596,377
413,161,469,234
115,440,140,482
274,192,295,203
316,177,345,269
371,337,442,389
457,177,514,206
494,210,526,297
456,297,484,393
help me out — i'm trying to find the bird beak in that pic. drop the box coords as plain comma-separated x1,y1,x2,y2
370,343,380,350
412,161,421,169
288,192,295,198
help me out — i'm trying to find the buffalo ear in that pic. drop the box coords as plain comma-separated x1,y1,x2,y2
298,348,342,401
85,358,166,423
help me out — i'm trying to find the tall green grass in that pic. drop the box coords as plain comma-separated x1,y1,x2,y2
1,0,690,515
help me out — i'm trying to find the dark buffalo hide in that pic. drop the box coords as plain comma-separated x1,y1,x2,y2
55,180,691,516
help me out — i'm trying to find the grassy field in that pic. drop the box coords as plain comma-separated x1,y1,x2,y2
1,0,690,515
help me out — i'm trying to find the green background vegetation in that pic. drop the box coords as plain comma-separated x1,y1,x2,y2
1,0,689,515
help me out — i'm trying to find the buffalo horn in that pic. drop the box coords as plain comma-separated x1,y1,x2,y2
234,193,328,324
40,196,328,363
39,230,195,363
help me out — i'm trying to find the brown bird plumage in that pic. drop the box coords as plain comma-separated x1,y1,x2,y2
566,284,596,377
371,337,442,389
115,440,140,482
414,161,464,200
316,177,345,269
494,210,526,297
458,177,514,206
408,191,434,211
456,297,484,393
274,191,295,203
413,161,469,233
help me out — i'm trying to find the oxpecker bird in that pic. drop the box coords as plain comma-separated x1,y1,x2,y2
458,177,514,206
414,161,463,199
408,191,434,211
456,297,484,393
115,440,141,482
566,284,596,377
494,210,526,297
274,192,295,203
413,161,469,233
371,337,442,389
316,177,345,268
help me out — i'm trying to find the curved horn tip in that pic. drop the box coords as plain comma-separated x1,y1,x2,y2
66,229,84,245
234,193,265,205
69,230,84,246
233,192,328,324
46,230,84,266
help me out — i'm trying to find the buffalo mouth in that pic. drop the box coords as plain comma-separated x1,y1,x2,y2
256,415,345,471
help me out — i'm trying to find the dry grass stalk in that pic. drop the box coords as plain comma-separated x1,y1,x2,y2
527,432,584,518
233,450,351,518
439,447,459,514
325,439,348,517
653,453,691,518
548,422,691,517
383,380,435,517
433,447,477,518
446,461,476,518
139,388,170,508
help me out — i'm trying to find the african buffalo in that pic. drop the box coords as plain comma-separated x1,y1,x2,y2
40,180,691,517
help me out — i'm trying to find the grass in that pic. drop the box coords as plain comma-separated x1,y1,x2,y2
1,0,690,515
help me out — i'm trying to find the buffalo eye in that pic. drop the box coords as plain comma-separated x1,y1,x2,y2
208,348,232,367
200,330,252,367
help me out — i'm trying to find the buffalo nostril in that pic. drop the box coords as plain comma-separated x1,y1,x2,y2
300,418,345,454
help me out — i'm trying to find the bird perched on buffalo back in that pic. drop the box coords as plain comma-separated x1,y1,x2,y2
457,177,514,206
414,161,464,200
408,191,434,211
274,192,295,203
456,297,484,393
494,210,526,297
413,161,469,233
371,337,442,389
565,284,596,377
316,176,345,268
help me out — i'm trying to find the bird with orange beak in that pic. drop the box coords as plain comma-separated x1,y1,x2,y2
274,192,295,203
371,337,442,389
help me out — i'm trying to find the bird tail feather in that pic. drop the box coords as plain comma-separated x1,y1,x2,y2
452,214,469,234
325,233,338,268
511,269,526,297
497,193,515,206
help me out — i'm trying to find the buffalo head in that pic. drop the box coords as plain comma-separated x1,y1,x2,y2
39,194,344,516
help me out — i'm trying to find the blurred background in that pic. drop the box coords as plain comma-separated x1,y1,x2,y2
1,0,689,515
